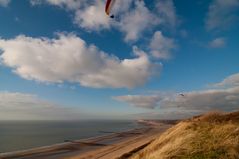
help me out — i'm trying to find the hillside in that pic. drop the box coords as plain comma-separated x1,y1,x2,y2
130,111,239,159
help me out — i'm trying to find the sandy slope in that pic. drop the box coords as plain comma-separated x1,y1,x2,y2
130,111,239,159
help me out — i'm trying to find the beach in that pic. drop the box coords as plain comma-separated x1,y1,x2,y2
0,121,175,159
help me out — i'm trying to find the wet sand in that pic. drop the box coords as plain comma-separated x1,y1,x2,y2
0,121,174,159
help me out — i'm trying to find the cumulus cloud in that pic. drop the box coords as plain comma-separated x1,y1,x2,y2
117,1,157,42
155,0,177,28
31,0,178,42
0,0,10,7
206,0,239,31
160,87,239,112
149,31,176,59
113,95,162,109
114,87,239,111
31,0,110,30
118,0,177,42
114,73,239,116
0,92,83,120
30,0,83,10
213,73,239,88
113,93,169,109
0,33,158,88
74,0,110,30
209,37,226,48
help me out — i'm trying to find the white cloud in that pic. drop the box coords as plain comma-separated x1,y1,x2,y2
117,1,157,42
31,0,110,30
160,87,239,112
155,0,177,28
109,0,133,15
0,0,10,7
30,0,83,10
149,31,176,59
0,92,83,120
0,33,159,88
74,0,110,30
213,73,239,88
72,0,159,41
116,0,178,42
113,95,162,109
114,87,239,111
209,37,226,48
114,73,239,114
31,0,178,42
206,0,239,31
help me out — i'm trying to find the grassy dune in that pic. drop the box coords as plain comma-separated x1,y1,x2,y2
130,111,239,159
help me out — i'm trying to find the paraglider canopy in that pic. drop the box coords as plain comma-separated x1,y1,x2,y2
179,93,185,97
105,0,116,18
105,0,142,19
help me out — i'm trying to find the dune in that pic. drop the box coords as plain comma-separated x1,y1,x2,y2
129,111,239,159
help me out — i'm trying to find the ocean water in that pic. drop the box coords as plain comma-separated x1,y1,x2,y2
0,120,139,153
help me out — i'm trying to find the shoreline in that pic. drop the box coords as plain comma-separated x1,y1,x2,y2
0,127,145,158
0,121,174,159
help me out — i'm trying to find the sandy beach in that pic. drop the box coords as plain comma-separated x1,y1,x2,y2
0,121,175,159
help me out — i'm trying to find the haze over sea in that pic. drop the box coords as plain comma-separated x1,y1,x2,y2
0,120,139,153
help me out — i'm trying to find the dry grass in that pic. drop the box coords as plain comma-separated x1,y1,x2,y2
130,111,239,159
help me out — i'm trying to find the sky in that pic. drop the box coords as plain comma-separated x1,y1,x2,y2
0,0,239,120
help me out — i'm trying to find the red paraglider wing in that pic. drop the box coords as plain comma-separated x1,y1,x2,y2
105,0,116,16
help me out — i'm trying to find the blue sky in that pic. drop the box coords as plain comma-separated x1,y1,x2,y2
0,0,239,120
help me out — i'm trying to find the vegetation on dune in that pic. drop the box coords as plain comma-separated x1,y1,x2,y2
130,111,239,159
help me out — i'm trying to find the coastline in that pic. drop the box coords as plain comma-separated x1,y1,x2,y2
0,120,174,159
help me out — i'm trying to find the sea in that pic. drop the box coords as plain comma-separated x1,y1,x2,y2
0,120,140,153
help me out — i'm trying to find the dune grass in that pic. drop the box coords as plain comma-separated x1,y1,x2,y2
130,111,239,159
